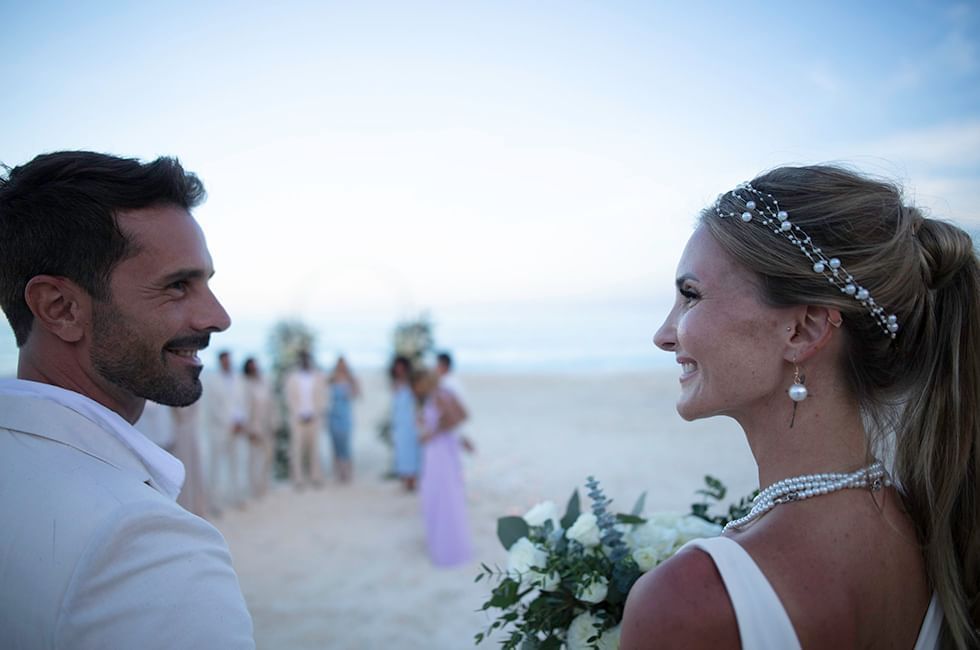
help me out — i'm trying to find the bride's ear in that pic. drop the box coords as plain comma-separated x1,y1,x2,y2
783,305,842,363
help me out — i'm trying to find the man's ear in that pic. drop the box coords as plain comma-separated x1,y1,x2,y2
23,275,91,343
784,305,841,363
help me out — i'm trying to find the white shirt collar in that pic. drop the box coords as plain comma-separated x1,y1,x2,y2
0,378,185,500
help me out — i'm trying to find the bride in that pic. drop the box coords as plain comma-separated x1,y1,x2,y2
621,166,978,649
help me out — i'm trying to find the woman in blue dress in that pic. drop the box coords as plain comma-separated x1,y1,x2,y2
327,355,360,483
390,356,420,491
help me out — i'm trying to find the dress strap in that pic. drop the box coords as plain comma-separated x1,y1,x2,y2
912,593,943,650
681,536,801,650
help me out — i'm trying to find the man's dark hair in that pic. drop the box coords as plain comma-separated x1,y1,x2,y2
0,151,206,346
436,351,453,370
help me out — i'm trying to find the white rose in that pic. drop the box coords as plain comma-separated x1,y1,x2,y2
566,513,601,547
627,521,679,556
597,624,621,650
576,576,609,604
675,515,723,543
566,611,601,650
523,500,560,529
632,546,661,572
644,512,684,529
507,537,547,577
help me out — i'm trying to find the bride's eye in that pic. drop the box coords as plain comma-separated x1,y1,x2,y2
679,285,700,304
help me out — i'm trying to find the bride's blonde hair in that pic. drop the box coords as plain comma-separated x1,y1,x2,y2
704,165,980,649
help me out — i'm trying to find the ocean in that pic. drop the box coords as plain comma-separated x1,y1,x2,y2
0,297,677,376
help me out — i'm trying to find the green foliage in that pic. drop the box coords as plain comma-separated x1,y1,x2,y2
690,474,758,526
267,319,316,384
392,312,435,371
560,490,580,530
478,475,761,648
630,491,647,516
477,478,637,649
498,516,530,550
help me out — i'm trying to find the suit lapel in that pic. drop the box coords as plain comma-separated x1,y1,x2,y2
0,394,157,490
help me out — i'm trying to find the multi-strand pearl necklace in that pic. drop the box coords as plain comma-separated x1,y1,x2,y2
723,461,890,532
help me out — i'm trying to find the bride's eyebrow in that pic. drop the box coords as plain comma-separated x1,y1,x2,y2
675,273,698,288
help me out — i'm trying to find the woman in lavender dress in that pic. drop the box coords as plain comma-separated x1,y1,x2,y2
415,371,472,567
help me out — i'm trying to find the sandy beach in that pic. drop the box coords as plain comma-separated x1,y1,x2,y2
214,369,759,649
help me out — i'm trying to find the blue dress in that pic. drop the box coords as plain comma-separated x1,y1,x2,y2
391,384,420,476
328,382,353,460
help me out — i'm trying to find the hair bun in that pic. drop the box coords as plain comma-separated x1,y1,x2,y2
916,217,977,291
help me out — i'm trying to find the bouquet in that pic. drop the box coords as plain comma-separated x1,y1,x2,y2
475,476,754,649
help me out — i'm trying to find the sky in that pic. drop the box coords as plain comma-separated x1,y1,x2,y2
1,0,978,372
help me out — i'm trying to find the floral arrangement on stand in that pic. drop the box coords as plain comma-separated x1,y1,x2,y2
378,313,436,452
266,319,317,479
391,312,435,371
475,476,754,649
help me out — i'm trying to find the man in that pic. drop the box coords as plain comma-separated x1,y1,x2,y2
0,151,254,648
435,351,464,399
203,350,247,510
284,349,328,488
435,350,475,452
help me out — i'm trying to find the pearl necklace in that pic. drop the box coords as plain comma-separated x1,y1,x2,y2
723,461,890,532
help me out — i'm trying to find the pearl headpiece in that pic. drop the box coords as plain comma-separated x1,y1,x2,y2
714,182,899,339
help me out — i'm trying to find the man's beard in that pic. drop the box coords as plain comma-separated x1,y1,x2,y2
90,300,207,407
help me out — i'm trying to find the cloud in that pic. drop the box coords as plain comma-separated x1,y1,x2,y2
861,119,980,167
837,119,980,225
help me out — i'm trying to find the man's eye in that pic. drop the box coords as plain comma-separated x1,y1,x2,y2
167,280,189,292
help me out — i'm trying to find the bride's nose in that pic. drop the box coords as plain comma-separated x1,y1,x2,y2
654,315,676,352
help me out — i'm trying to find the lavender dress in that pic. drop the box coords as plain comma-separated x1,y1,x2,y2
419,389,472,567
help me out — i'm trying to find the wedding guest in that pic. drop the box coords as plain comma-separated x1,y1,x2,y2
134,399,175,454
284,350,328,488
435,350,475,453
415,370,473,567
0,151,253,647
435,350,464,400
327,354,361,483
390,355,420,491
203,350,248,510
621,166,975,648
242,357,277,498
172,401,211,518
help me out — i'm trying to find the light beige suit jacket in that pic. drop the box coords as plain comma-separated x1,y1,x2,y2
283,369,328,423
0,393,254,649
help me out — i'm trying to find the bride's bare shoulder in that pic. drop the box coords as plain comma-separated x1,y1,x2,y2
620,547,739,649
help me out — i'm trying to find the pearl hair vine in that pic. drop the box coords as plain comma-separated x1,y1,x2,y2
714,182,900,339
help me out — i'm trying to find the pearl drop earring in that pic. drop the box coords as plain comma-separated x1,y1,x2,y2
788,364,808,402
788,363,807,428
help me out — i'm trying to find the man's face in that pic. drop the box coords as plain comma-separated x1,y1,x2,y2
89,205,231,408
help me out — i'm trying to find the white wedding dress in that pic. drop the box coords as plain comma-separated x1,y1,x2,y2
683,537,943,649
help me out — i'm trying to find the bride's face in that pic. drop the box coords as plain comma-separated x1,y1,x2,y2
654,226,792,422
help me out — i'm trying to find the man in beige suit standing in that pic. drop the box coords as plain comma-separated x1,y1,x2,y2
0,151,254,648
204,349,247,510
284,350,328,488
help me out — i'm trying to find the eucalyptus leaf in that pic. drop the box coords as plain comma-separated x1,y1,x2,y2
631,491,647,516
560,490,581,530
539,636,562,650
497,516,530,550
615,513,646,525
